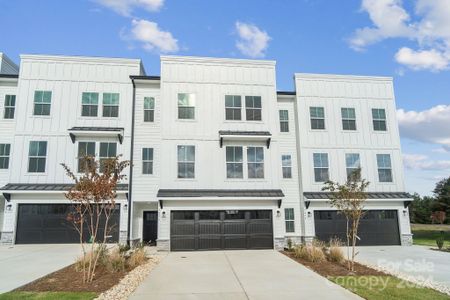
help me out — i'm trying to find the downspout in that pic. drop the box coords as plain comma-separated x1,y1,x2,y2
127,77,137,246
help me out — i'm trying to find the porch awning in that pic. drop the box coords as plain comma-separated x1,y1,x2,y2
68,127,125,144
158,189,284,198
303,192,412,200
218,131,272,148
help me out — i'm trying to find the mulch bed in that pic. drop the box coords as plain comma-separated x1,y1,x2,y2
282,251,387,277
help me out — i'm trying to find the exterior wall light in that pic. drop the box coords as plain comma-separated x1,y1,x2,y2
123,203,128,211
6,204,12,211
276,210,281,217
403,210,407,216
307,211,312,218
162,211,166,218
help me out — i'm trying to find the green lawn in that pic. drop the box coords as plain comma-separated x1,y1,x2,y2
0,292,97,300
330,276,450,300
411,224,450,247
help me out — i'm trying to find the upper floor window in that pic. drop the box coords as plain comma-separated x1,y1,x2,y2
33,91,52,116
178,93,195,120
377,154,392,182
341,108,356,131
177,145,195,178
99,142,117,172
81,92,99,117
77,142,95,173
372,108,387,131
310,107,325,130
28,141,47,173
282,155,292,178
285,208,295,233
279,110,289,132
313,153,329,182
225,95,242,120
247,147,264,178
0,144,11,169
142,148,154,174
345,153,360,180
245,96,262,121
3,95,15,119
226,146,243,178
102,93,119,117
144,97,155,122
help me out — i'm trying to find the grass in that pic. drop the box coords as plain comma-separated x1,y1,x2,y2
0,292,97,300
411,224,450,247
330,276,450,300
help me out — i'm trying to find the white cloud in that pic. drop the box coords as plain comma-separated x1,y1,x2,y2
127,19,179,53
95,0,164,16
395,47,449,71
235,22,271,58
403,153,450,170
397,104,450,150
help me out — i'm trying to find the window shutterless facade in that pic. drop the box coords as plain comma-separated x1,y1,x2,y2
377,154,393,182
4,95,16,119
33,91,52,116
142,148,154,174
81,92,99,117
77,142,95,172
28,141,47,173
177,145,195,178
99,142,117,172
345,153,360,180
285,208,295,233
247,147,264,179
245,96,262,121
226,146,243,178
313,153,329,182
341,107,356,130
102,93,119,117
0,144,11,169
282,155,292,178
372,108,387,131
310,107,325,129
225,95,241,120
178,93,195,120
279,110,289,132
144,97,155,122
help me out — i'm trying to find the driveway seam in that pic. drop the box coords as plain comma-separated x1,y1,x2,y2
224,251,250,300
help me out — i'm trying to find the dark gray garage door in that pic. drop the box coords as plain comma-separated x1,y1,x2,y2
16,204,120,244
314,210,400,246
171,210,273,251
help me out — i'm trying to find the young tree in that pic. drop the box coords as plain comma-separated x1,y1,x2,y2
61,155,130,283
322,168,370,271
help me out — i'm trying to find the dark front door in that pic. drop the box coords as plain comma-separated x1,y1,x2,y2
143,211,158,245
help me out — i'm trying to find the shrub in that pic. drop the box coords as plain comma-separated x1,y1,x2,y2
286,238,293,251
293,243,326,263
74,252,92,272
118,243,131,254
106,248,126,272
436,235,445,250
128,248,147,268
327,238,344,264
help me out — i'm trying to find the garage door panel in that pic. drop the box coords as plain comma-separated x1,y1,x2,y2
171,222,195,235
198,236,222,250
249,235,273,249
198,222,221,234
224,236,247,249
224,222,246,234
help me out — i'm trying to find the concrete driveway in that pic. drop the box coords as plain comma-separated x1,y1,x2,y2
356,246,450,289
0,244,81,293
131,250,361,300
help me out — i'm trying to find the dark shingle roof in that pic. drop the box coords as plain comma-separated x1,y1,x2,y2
157,189,284,198
219,131,271,136
1,183,128,191
303,192,412,199
68,127,124,132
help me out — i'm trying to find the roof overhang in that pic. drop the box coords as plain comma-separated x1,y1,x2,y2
218,131,272,148
68,127,124,144
157,189,284,200
303,192,412,201
0,183,128,195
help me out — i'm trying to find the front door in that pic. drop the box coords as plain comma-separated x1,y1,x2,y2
143,211,158,245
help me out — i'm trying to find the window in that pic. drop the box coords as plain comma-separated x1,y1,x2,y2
341,108,356,130
142,148,154,174
247,147,264,178
279,110,289,132
102,93,119,117
282,155,292,178
4,95,15,119
178,93,195,120
225,95,241,120
81,92,99,117
310,107,325,129
77,142,95,172
144,97,155,122
99,142,117,172
33,91,52,116
0,144,10,169
226,146,243,178
285,208,295,233
345,153,360,180
28,141,47,173
372,108,387,131
245,96,262,121
313,153,329,182
377,154,392,182
177,145,195,178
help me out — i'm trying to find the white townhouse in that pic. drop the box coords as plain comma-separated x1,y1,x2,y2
0,53,413,250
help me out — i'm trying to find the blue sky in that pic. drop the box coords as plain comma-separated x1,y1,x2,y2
1,0,449,195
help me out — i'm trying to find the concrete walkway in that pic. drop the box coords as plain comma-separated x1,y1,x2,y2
131,250,361,300
0,244,81,293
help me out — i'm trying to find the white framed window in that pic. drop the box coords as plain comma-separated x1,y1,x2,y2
310,107,325,129
28,141,47,173
142,148,154,174
99,142,117,172
102,93,119,117
225,95,242,120
282,155,292,178
177,145,195,178
247,147,264,179
377,154,392,182
77,142,96,172
341,108,356,130
178,93,195,120
4,95,15,119
33,91,52,116
144,97,155,122
313,153,329,182
279,110,289,132
285,208,295,233
372,108,387,131
81,92,99,117
226,146,243,178
245,96,262,121
345,153,360,180
0,144,11,169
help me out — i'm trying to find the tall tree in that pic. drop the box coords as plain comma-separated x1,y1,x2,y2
434,177,450,220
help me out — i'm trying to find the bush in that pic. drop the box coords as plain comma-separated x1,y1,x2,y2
106,248,126,272
286,238,293,251
327,238,344,264
436,235,445,250
74,252,92,272
128,248,147,268
118,243,131,254
293,243,326,263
